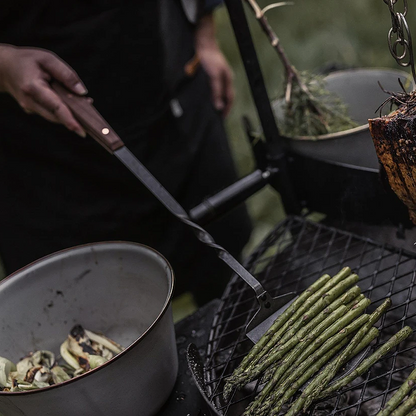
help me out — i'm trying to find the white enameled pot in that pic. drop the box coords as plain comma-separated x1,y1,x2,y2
0,242,178,416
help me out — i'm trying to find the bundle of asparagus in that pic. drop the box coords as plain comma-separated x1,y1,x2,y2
223,267,413,415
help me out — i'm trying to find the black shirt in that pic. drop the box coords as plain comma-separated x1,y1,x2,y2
0,0,174,270
0,1,252,305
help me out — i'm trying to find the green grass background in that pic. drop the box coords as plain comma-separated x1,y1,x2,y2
215,0,416,252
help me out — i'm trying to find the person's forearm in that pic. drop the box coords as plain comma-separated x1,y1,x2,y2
195,13,218,51
0,44,17,92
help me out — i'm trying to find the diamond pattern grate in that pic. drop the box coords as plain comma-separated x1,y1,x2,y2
203,216,416,415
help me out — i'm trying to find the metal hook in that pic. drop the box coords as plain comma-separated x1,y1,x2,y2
385,0,416,85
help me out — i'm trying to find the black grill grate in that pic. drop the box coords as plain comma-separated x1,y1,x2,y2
203,216,416,415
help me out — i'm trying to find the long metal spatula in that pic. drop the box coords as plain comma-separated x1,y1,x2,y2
51,81,296,343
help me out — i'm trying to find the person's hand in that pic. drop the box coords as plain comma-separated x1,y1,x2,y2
0,45,87,137
195,14,234,117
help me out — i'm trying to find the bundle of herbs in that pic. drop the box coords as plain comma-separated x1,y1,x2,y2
281,71,359,137
223,266,413,415
245,0,358,138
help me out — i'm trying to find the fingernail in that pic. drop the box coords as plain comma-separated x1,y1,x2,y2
73,82,88,95
75,129,87,138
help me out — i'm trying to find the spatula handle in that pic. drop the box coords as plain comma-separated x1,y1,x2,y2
51,81,124,153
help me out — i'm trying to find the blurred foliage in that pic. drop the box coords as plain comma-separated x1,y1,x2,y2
214,0,416,252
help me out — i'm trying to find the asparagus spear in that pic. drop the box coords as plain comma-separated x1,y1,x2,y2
259,269,352,355
264,285,361,366
377,367,416,416
250,298,371,405
265,337,351,416
225,273,332,383
224,269,353,399
285,295,367,367
243,304,347,412
345,293,365,309
261,289,363,386
260,270,355,356
289,298,392,415
235,296,370,394
232,304,347,392
391,389,416,416
266,327,378,416
256,317,378,414
317,326,413,400
237,298,360,390
275,283,361,350
252,274,358,370
289,293,368,371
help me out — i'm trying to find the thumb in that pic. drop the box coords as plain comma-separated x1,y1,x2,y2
40,52,88,95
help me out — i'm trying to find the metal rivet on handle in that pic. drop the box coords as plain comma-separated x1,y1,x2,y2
102,128,110,135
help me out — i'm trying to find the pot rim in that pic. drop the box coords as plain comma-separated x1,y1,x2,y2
278,67,412,141
0,240,175,396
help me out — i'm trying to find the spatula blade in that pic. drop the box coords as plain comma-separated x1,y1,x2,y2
246,293,297,343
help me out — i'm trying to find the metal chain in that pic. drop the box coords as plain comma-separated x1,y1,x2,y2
383,0,416,84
